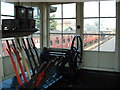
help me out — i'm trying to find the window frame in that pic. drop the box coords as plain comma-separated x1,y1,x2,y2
1,2,15,57
49,3,77,49
21,5,41,49
1,2,41,57
32,6,41,49
83,1,116,52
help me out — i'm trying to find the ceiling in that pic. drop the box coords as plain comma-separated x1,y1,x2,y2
1,0,119,2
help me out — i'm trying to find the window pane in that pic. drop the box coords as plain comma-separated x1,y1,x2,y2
84,35,98,51
1,16,14,25
63,34,74,48
1,2,14,16
84,19,99,34
50,19,62,33
84,2,99,17
100,35,115,52
33,32,40,48
100,1,116,17
33,7,40,19
100,18,116,34
63,19,76,33
2,38,14,56
35,19,40,30
63,3,76,18
50,4,62,18
2,40,9,56
50,34,62,48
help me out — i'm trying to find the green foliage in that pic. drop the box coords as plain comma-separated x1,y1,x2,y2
50,14,57,30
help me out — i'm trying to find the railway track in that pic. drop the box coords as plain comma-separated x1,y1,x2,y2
84,37,113,50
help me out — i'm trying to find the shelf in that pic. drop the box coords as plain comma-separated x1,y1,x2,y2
1,29,38,38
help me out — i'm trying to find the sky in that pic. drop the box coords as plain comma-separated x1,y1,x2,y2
1,2,14,16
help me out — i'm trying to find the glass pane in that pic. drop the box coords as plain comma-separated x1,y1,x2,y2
1,16,14,26
50,34,62,48
22,37,28,49
63,19,76,33
63,34,74,48
33,7,40,19
63,3,76,18
84,35,98,51
35,19,40,30
50,19,62,33
2,40,9,56
84,2,99,17
1,2,14,16
100,1,116,17
100,35,115,52
84,19,99,34
100,18,116,34
32,33,40,48
50,4,62,18
2,38,14,56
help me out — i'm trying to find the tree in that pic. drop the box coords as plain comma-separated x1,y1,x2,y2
50,14,57,30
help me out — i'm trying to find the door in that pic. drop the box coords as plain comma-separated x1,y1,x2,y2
77,1,117,71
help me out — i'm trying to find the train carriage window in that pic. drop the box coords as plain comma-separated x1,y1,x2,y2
49,3,76,48
50,40,52,46
63,37,65,44
84,1,116,52
67,36,70,43
55,37,59,45
50,34,62,48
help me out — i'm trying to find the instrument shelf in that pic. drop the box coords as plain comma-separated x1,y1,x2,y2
1,29,38,38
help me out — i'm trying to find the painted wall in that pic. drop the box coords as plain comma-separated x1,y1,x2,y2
118,1,120,71
83,52,116,71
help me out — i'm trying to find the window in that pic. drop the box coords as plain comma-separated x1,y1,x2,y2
55,37,59,45
22,5,41,49
84,1,116,52
30,6,41,49
1,2,15,56
63,37,65,44
50,40,52,46
1,3,41,56
67,36,70,43
24,5,40,49
49,3,76,48
1,2,14,16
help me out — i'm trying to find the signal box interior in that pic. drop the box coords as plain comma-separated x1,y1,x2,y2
0,0,120,89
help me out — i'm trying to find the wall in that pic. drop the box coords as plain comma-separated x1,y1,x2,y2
83,52,116,71
0,0,3,84
117,1,120,72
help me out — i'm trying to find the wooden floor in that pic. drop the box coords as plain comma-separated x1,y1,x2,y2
47,69,120,89
0,69,119,89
